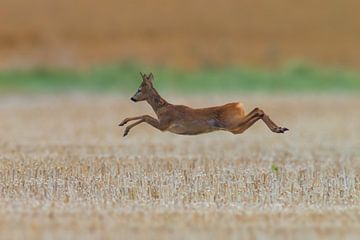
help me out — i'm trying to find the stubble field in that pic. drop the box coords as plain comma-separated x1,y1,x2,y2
0,93,359,239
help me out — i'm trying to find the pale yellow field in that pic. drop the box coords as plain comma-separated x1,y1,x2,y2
0,94,359,239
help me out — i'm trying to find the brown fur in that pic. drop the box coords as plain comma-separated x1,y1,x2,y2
119,73,289,136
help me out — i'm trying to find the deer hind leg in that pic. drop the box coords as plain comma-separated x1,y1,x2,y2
122,115,163,137
230,115,261,134
261,113,289,133
230,109,262,134
230,108,289,134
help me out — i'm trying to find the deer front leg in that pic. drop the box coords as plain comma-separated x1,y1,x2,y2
122,115,163,137
123,119,144,136
119,115,150,126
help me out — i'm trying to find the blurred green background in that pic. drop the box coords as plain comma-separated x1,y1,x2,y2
1,0,360,93
1,62,360,93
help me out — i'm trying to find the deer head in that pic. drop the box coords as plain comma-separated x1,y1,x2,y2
131,72,154,102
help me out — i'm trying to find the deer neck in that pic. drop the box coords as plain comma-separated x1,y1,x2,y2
146,89,169,113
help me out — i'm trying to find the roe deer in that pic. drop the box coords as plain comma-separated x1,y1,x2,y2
119,73,289,136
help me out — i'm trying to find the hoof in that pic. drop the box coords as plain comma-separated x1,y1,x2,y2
123,130,129,137
119,119,129,126
274,127,289,133
279,127,289,133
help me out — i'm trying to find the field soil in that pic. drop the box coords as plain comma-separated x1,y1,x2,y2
1,0,360,69
0,93,359,239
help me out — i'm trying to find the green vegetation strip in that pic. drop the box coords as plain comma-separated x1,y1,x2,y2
1,63,359,92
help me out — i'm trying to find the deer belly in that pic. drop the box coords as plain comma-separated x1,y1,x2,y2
167,119,223,135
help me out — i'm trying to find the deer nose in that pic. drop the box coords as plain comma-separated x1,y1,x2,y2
131,97,137,102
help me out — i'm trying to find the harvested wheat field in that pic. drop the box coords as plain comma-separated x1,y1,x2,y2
0,93,359,239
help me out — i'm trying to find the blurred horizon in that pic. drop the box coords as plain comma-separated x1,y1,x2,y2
1,0,360,70
1,62,360,93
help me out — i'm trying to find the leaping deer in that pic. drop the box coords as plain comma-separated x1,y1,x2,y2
119,73,289,136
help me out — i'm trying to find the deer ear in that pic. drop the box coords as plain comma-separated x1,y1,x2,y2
140,72,145,80
148,73,154,82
